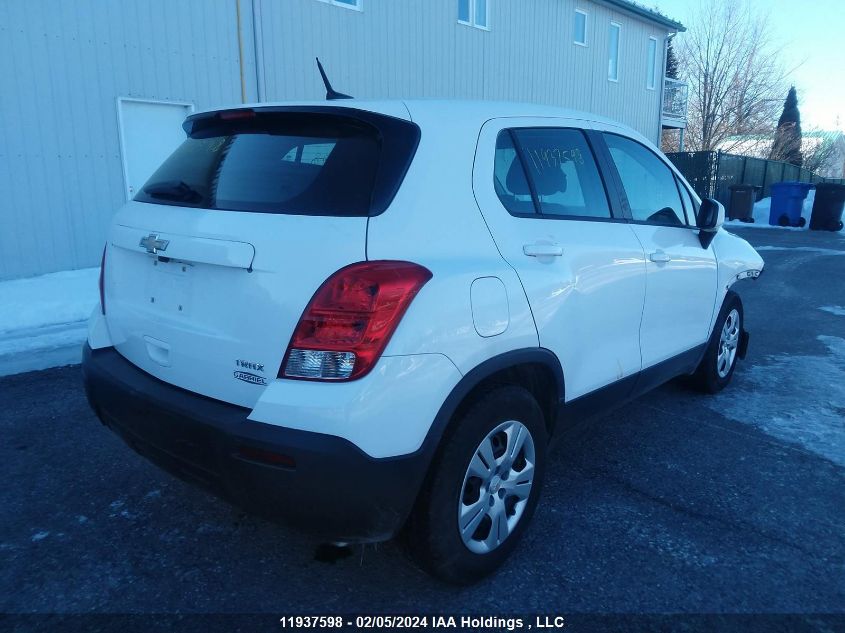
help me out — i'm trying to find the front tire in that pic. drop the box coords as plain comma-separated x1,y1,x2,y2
407,385,547,584
690,292,744,394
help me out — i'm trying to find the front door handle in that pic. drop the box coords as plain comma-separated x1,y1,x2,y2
523,243,563,257
649,250,671,263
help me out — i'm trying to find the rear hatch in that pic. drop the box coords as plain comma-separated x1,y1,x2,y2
103,105,419,407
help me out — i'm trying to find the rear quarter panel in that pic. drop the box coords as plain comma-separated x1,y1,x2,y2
366,106,539,374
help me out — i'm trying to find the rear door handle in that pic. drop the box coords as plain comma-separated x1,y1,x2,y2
649,250,671,263
523,243,563,257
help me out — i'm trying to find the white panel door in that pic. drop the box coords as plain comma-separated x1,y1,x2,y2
118,99,193,199
600,132,718,367
473,118,647,401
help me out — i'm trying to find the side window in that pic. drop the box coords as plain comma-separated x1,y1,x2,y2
608,23,621,81
603,133,685,226
646,37,658,89
511,128,611,219
573,10,587,45
458,0,488,29
281,141,336,166
494,132,536,215
675,176,697,226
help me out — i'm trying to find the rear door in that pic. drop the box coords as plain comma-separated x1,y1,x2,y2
472,118,647,401
597,131,718,371
104,106,419,407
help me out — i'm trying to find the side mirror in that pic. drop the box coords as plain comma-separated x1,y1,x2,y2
698,198,724,248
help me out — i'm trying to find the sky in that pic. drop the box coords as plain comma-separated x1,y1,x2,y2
654,0,845,132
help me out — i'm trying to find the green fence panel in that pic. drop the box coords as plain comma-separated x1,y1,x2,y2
666,151,717,200
667,151,838,201
714,153,745,206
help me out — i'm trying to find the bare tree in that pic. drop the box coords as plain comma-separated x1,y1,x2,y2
679,0,788,152
802,129,843,176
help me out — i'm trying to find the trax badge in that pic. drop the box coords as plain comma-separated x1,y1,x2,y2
234,371,267,386
236,359,265,372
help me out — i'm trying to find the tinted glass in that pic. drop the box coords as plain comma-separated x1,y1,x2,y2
676,176,697,225
135,113,395,217
512,128,611,218
574,11,587,44
604,133,685,225
494,132,536,215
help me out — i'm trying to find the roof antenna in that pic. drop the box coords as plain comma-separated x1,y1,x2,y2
316,57,353,100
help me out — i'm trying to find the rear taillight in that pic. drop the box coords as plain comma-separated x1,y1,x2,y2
98,245,107,315
280,261,432,382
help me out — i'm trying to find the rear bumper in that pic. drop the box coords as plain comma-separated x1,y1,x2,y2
82,344,431,542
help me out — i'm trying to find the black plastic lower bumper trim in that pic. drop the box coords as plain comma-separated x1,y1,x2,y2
81,344,431,543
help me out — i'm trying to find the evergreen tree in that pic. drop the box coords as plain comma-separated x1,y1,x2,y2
770,86,803,166
665,38,680,80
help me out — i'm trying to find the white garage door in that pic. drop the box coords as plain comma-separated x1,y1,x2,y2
118,98,193,200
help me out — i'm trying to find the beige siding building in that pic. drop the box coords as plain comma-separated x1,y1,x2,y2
1,0,686,280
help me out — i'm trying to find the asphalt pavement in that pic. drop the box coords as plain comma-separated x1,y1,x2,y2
1,227,843,630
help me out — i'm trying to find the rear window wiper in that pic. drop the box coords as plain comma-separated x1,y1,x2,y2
143,180,202,203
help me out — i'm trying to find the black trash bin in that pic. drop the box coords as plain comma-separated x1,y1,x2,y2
728,184,760,222
809,183,845,231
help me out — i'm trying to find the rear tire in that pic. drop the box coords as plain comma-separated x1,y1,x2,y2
690,292,743,394
406,385,546,585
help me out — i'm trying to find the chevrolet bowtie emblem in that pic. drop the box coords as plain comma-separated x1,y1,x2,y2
139,234,170,254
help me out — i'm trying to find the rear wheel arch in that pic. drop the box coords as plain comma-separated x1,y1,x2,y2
425,349,565,454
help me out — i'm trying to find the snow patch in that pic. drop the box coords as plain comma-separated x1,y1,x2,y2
0,268,98,333
820,306,845,316
754,245,845,256
712,336,845,467
0,267,99,376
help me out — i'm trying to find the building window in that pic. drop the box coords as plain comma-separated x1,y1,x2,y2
458,0,489,29
319,0,361,10
647,37,658,89
608,22,621,81
573,10,587,46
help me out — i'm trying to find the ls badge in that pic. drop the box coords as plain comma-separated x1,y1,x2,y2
234,370,267,386
234,359,267,386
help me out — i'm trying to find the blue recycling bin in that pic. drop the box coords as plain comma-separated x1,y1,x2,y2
769,181,813,227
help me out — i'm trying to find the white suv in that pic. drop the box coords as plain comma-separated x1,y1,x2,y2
83,100,763,583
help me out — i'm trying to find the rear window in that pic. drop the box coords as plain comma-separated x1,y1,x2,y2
134,109,420,217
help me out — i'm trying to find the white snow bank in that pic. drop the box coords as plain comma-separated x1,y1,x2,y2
0,267,98,376
0,268,99,333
